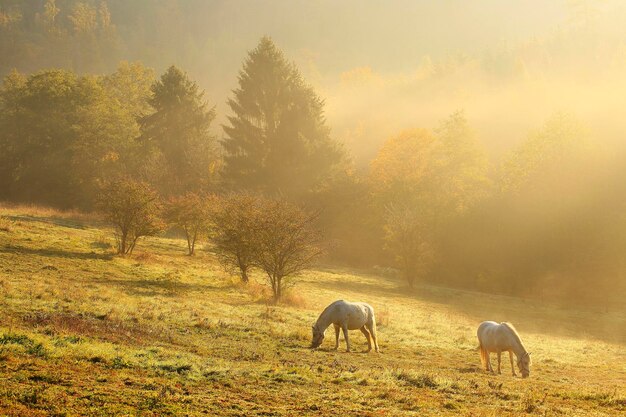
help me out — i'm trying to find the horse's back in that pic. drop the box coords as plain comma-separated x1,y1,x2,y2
352,301,374,312
477,321,499,336
326,300,374,328
329,300,373,313
352,302,375,319
326,299,346,310
477,321,515,351
477,321,500,343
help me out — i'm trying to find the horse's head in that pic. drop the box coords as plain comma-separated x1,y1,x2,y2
310,324,325,349
517,352,531,378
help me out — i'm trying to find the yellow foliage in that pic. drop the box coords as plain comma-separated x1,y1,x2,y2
369,128,438,199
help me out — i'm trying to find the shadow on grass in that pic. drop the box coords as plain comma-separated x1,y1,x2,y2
0,244,114,261
314,347,375,354
96,277,227,298
20,311,162,345
3,214,90,230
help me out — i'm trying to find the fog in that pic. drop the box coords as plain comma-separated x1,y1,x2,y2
120,0,626,164
2,0,626,308
5,0,626,164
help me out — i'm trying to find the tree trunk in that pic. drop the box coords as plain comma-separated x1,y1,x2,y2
268,274,278,303
407,277,414,289
119,230,127,255
190,229,197,256
128,237,139,255
240,267,249,283
185,229,193,255
273,276,282,303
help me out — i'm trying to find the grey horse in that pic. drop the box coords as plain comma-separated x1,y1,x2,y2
310,300,379,352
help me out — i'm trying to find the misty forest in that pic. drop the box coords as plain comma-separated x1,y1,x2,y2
0,1,624,416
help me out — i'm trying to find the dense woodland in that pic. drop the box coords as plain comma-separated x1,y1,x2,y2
1,0,626,308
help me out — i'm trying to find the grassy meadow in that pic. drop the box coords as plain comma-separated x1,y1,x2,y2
0,205,624,416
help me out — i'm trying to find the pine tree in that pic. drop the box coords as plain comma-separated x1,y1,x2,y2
140,66,217,195
222,37,344,199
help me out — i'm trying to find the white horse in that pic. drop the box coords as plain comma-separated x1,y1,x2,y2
310,300,380,353
477,321,531,378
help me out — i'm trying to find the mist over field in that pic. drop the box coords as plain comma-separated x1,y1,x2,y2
0,1,625,415
4,1,626,162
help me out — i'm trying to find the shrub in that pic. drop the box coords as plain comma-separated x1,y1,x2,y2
163,192,213,255
210,194,323,302
209,194,263,283
253,199,323,302
97,179,164,255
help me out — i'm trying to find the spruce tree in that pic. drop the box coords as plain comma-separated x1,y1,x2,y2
222,37,344,198
140,66,217,195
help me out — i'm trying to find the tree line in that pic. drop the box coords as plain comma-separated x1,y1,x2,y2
1,36,625,308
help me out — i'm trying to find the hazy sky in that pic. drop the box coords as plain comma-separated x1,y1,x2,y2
213,0,566,71
6,0,623,163
182,1,569,89
165,0,619,164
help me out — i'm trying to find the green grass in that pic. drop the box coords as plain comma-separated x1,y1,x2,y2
0,204,625,416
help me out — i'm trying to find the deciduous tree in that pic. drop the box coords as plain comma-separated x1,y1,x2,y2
209,194,262,283
253,199,323,302
164,192,212,255
0,69,139,208
210,194,323,301
370,112,489,286
97,179,163,255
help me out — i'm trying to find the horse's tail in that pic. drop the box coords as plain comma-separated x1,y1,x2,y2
367,305,380,352
478,343,487,368
371,313,376,328
369,306,377,333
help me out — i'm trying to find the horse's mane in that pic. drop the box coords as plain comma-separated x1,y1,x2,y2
315,300,345,326
320,300,343,314
501,322,525,349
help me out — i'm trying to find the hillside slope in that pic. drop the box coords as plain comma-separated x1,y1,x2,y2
0,205,624,416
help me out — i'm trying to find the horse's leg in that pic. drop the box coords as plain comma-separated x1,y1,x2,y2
486,352,493,372
341,324,350,352
497,351,502,374
482,348,489,371
333,324,340,351
368,322,380,352
359,326,372,352
509,351,517,377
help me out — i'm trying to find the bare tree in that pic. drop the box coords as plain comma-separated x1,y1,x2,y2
97,180,163,255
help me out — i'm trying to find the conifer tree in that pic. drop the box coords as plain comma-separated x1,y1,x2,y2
140,66,217,195
222,37,344,198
